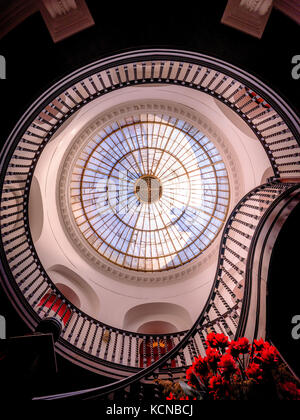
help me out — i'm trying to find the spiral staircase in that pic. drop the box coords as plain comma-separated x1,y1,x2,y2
0,49,299,400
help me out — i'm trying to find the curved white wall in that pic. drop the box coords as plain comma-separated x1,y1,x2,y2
137,321,178,335
47,265,100,318
123,303,192,332
29,84,271,331
28,176,44,243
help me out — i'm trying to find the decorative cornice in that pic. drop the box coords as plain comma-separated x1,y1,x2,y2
57,99,242,284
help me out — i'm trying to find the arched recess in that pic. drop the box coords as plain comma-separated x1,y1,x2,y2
261,167,275,184
123,302,193,333
47,264,100,318
137,321,178,368
55,283,81,309
28,175,44,243
137,321,178,335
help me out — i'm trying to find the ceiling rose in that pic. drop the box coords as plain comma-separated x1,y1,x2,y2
69,112,230,272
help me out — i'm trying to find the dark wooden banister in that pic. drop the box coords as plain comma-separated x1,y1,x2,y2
32,182,300,400
0,50,299,380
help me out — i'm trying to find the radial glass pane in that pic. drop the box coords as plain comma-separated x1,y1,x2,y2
70,114,230,271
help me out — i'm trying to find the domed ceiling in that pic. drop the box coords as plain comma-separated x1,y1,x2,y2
67,113,229,272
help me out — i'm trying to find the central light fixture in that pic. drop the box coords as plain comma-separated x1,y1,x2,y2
134,175,163,204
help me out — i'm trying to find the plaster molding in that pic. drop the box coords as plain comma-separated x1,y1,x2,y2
57,99,242,284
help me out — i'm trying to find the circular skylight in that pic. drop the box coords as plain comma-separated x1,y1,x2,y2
70,113,229,271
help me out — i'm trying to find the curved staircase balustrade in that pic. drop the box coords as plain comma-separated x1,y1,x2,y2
0,50,300,379
32,182,300,400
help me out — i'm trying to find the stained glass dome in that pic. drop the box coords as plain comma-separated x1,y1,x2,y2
69,113,230,272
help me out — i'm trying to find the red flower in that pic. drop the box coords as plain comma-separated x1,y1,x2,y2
166,392,197,401
237,337,251,354
209,374,230,400
166,392,176,400
215,333,230,349
186,366,199,388
257,345,279,367
253,338,270,353
193,355,209,378
227,341,239,358
246,362,264,382
206,332,218,348
218,353,238,377
228,337,250,358
205,347,221,371
205,332,229,350
279,382,300,400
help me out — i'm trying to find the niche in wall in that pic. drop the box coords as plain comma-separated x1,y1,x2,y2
28,175,44,243
47,264,100,318
123,302,193,333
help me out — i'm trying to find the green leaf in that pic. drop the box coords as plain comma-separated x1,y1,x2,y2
179,381,204,400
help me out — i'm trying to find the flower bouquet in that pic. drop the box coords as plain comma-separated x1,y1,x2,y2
158,334,300,400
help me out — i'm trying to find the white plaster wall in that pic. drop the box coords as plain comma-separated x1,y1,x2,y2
30,85,271,331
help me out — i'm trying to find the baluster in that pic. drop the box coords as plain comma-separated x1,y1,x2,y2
52,296,66,319
216,290,231,312
96,326,105,358
81,320,92,351
225,234,249,251
170,336,179,368
8,247,31,266
206,314,217,333
229,225,251,239
198,329,208,350
61,306,73,335
36,290,53,315
142,336,147,368
44,294,61,318
127,334,132,366
176,333,187,367
223,256,244,275
156,336,161,360
192,332,201,357
104,329,112,361
215,321,228,338
232,217,255,229
88,323,98,354
81,80,93,97
188,337,198,360
224,245,246,262
67,311,81,342
111,330,118,363
119,332,125,364
74,316,86,346
211,303,234,338
162,336,171,373
19,266,39,289
88,76,99,94
1,218,24,230
222,269,241,287
135,336,140,368
237,210,259,220
149,336,155,365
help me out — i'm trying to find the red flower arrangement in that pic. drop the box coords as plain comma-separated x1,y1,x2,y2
161,333,300,400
